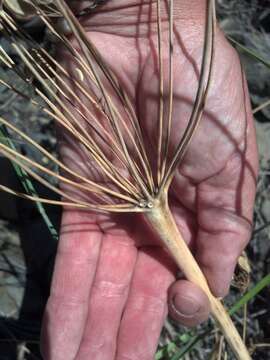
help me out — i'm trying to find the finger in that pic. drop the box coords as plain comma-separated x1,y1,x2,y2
168,280,210,327
76,235,137,360
197,139,256,297
41,210,102,360
196,70,258,298
196,206,252,297
116,247,176,360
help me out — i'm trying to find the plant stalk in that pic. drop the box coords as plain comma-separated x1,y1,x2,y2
145,194,251,360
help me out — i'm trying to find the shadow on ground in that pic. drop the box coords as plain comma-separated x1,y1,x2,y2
0,158,60,360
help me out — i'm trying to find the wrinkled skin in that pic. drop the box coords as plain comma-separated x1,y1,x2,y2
41,1,258,359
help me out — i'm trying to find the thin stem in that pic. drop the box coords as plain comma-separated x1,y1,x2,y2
8,41,139,197
0,45,15,67
0,116,138,204
55,0,152,200
161,0,174,180
35,48,137,175
160,0,216,193
0,183,145,213
0,123,59,241
37,89,141,198
0,184,88,208
0,145,93,207
1,9,144,199
60,11,154,190
156,0,164,186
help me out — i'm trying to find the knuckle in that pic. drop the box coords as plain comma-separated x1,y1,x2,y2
92,280,129,298
47,294,87,313
128,293,165,314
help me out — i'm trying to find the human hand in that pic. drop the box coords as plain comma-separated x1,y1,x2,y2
41,1,258,359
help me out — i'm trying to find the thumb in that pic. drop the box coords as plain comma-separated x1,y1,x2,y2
168,280,210,327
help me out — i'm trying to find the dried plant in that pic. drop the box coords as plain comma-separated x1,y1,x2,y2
0,0,251,358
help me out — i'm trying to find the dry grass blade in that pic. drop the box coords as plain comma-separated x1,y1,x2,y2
253,99,270,114
0,1,252,359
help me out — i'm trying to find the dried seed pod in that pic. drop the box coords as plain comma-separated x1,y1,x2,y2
233,252,251,293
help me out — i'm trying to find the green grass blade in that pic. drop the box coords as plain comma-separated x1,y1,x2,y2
228,36,270,69
170,331,208,360
155,332,194,360
0,124,59,241
229,274,270,316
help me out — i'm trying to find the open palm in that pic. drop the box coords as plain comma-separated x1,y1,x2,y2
41,2,258,359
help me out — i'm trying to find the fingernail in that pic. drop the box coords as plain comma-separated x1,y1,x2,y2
172,295,201,317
